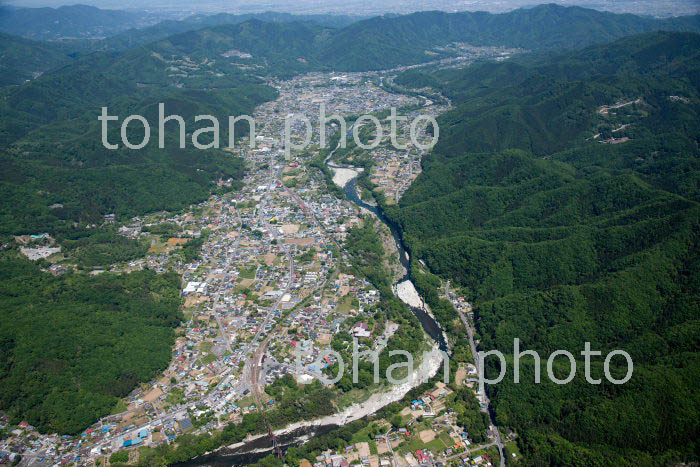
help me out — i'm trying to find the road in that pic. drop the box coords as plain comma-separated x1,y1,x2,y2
242,156,296,399
443,441,498,462
382,428,399,466
214,312,234,353
445,280,506,467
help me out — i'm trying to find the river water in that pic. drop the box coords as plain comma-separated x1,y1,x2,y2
177,424,340,466
342,177,446,349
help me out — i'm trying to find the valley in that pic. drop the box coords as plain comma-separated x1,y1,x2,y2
0,4,698,467
3,53,504,465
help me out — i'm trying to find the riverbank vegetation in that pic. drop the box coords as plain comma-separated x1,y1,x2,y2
132,378,337,465
327,218,427,392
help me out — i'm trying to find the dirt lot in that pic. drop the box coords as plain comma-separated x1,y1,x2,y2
356,442,370,457
455,367,467,386
264,253,277,265
377,440,390,455
185,295,210,307
286,237,315,247
280,224,300,234
143,387,163,403
419,429,436,443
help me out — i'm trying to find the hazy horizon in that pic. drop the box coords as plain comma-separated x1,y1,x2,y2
2,0,699,17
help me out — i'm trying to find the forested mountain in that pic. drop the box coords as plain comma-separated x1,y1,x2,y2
3,4,698,87
147,20,328,76
126,5,700,72
319,4,700,70
0,4,363,45
0,26,276,243
79,5,700,76
96,11,363,52
0,257,183,434
0,33,75,87
0,4,151,40
389,32,700,464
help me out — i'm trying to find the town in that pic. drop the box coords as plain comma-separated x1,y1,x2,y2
1,45,518,467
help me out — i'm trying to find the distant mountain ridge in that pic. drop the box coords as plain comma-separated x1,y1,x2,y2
0,4,150,40
100,10,364,51
120,4,700,73
112,4,700,74
2,4,698,76
0,3,699,239
0,4,364,43
0,33,74,86
321,4,700,69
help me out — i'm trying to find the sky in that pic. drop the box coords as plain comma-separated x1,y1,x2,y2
2,0,698,17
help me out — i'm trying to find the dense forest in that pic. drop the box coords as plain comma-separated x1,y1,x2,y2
0,255,183,434
0,33,77,87
0,43,272,243
387,31,700,464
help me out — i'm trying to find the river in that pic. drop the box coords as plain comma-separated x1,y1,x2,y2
341,176,446,349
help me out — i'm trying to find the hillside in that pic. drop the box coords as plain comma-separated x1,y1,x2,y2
0,260,183,434
320,4,700,70
146,20,328,77
0,30,276,242
2,3,699,72
0,4,151,40
388,32,700,464
99,11,362,50
138,5,700,72
59,4,700,74
0,33,75,87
